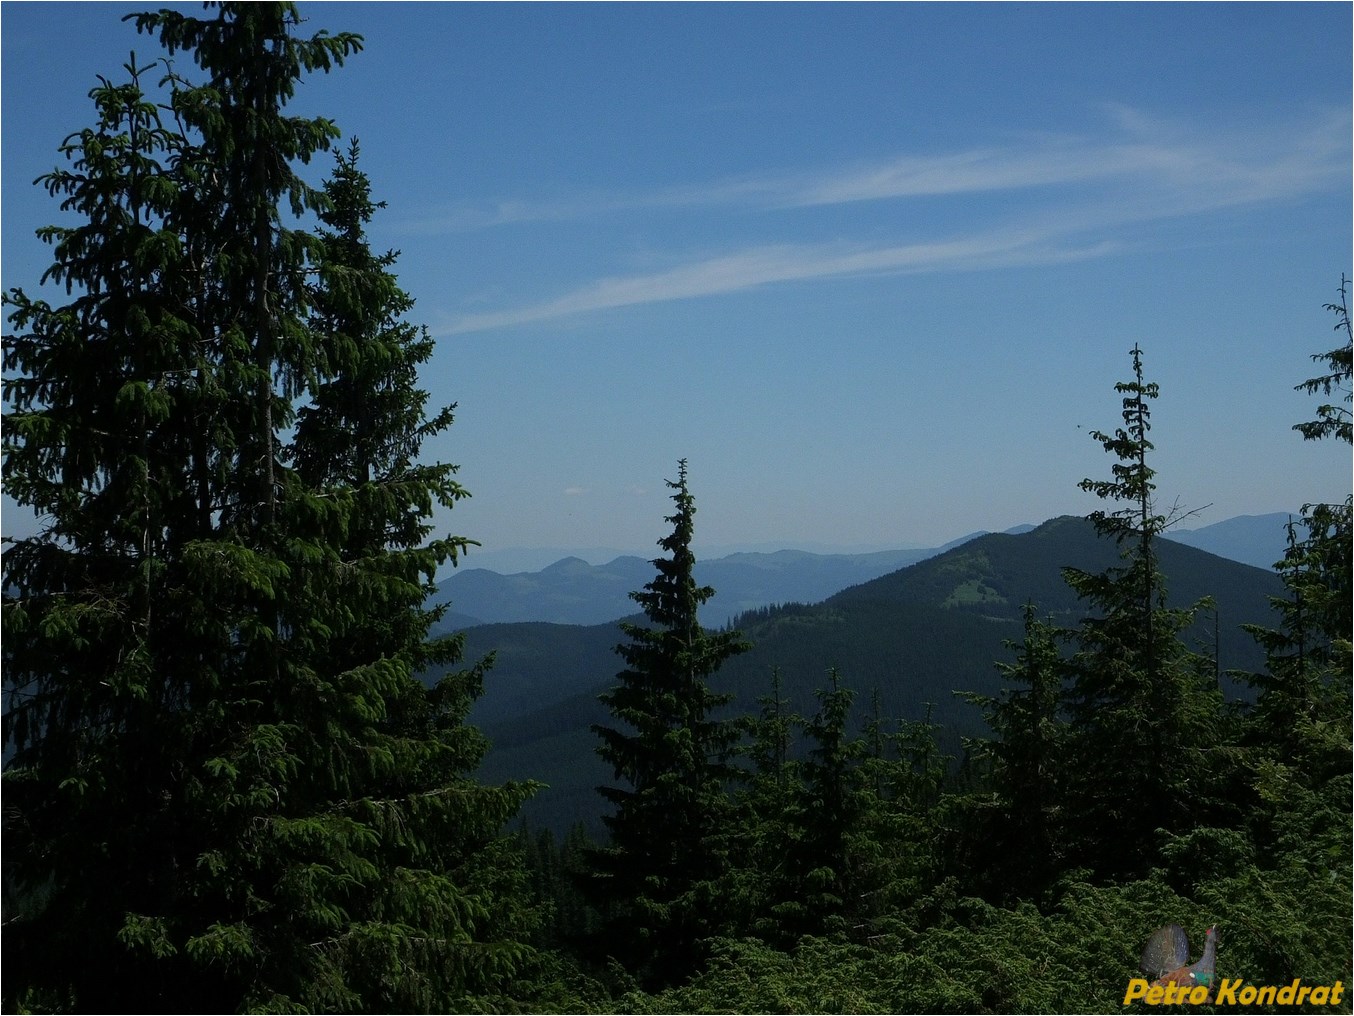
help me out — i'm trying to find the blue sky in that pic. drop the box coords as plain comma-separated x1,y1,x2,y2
3,2,1351,566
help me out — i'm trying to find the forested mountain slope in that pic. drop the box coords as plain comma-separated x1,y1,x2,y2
463,515,1283,834
430,543,978,627
433,512,1285,631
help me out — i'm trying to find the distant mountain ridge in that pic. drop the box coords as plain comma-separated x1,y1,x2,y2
431,513,1284,629
450,515,1285,835
431,527,1032,628
1163,512,1293,570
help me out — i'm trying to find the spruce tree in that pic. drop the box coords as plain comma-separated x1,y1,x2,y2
1268,274,1353,713
2,6,532,1010
730,668,805,944
1059,345,1221,878
956,604,1068,899
736,670,863,946
1245,515,1350,758
744,668,797,804
1239,288,1352,870
1293,275,1352,445
864,705,951,916
1247,276,1352,763
589,460,749,986
1285,275,1353,666
789,669,867,938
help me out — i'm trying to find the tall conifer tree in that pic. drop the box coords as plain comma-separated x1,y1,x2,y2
1244,276,1350,755
1060,345,1221,878
589,460,749,986
2,6,532,1010
1239,284,1352,869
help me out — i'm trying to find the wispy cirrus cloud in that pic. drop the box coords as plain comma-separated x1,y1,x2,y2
440,227,1116,334
781,109,1346,208
411,107,1346,233
397,176,775,233
432,106,1347,334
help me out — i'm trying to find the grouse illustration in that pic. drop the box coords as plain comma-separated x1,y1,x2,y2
1140,924,1219,997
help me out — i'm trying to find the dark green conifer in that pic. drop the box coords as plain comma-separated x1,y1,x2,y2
745,668,797,796
1060,345,1221,878
1245,514,1350,754
1245,277,1351,768
729,668,805,942
1250,276,1351,759
867,705,950,911
956,604,1068,899
589,460,749,986
1238,291,1351,871
790,669,866,937
3,6,532,1010
739,673,924,945
1293,275,1352,445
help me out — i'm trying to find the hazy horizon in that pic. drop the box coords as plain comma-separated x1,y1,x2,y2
435,508,1300,578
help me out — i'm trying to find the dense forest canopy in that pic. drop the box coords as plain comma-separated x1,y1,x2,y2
3,4,1349,1013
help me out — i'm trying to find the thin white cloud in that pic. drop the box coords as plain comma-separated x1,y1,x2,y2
782,110,1346,208
407,107,1345,233
397,176,774,234
442,227,1115,334
563,486,588,497
431,106,1347,334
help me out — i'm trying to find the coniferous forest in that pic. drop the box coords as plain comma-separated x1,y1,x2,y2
3,5,1350,1013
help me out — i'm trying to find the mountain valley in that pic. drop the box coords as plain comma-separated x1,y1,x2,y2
433,515,1288,834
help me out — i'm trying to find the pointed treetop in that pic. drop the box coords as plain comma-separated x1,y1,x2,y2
658,458,695,555
1294,275,1353,445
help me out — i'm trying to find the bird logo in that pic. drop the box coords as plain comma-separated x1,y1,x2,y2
1139,924,1219,1002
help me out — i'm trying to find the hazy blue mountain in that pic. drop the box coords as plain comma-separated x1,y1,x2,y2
435,512,1278,617
431,555,653,627
433,546,940,627
449,540,941,575
1162,512,1293,570
453,516,1283,836
451,545,642,575
431,526,1039,629
438,609,487,630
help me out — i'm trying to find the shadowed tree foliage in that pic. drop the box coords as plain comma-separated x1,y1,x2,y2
2,6,534,1011
1235,287,1352,881
740,668,870,945
588,460,750,987
956,603,1069,901
1058,345,1222,879
727,668,805,943
1293,275,1352,445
